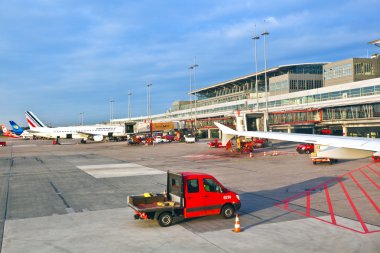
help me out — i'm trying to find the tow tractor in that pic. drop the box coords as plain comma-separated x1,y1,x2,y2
310,153,338,165
128,171,241,227
310,144,338,165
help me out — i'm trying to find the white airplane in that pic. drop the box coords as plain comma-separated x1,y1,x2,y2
25,111,127,142
214,122,380,159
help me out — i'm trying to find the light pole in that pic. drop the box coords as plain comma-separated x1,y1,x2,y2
188,66,193,128
128,90,132,120
189,62,199,130
146,83,152,119
79,112,84,126
109,98,114,123
262,26,269,132
252,25,260,112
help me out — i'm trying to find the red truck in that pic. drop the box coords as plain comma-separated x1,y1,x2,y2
128,171,241,227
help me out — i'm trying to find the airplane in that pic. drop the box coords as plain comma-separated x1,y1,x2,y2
214,122,380,160
9,121,33,139
25,111,127,142
9,120,24,135
1,124,21,138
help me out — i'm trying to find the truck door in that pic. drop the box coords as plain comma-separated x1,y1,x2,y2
183,178,208,218
202,178,225,215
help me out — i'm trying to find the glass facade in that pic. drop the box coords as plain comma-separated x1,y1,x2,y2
323,103,380,120
196,64,324,101
355,62,374,75
324,64,352,80
169,82,380,120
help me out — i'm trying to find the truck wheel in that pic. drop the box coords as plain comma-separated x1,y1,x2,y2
221,204,235,219
329,160,333,165
158,212,173,227
313,161,317,165
305,150,311,154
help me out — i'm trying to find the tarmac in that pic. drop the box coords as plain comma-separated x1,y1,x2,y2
0,138,379,252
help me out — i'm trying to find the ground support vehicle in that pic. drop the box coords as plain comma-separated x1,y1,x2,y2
372,155,380,162
184,134,195,143
296,143,314,154
128,171,241,227
208,139,225,148
154,136,170,143
163,135,175,142
0,141,6,146
310,153,338,165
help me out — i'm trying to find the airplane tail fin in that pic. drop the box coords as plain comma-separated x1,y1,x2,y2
25,111,47,129
214,122,238,146
9,121,24,135
1,124,10,134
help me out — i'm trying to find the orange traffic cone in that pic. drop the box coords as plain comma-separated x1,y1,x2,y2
263,151,266,156
232,214,241,233
249,152,253,158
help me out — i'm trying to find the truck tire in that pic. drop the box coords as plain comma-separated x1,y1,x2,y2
221,204,235,219
158,212,173,227
305,150,311,154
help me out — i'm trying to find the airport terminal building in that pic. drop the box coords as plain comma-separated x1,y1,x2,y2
113,54,380,138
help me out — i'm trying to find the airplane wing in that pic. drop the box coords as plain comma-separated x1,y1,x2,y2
214,122,380,159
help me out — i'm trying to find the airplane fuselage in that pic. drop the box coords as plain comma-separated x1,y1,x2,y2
30,125,126,141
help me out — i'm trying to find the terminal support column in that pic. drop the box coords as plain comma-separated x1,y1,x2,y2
342,126,348,136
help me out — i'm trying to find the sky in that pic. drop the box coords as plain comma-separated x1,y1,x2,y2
0,0,379,127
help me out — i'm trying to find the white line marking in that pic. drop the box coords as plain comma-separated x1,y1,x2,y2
77,163,165,178
11,144,37,148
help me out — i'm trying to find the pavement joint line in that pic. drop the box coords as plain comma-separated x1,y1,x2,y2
0,147,13,253
180,222,229,253
49,182,72,210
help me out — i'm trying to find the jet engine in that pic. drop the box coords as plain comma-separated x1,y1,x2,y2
93,135,104,142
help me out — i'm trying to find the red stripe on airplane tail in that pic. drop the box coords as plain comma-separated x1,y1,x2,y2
26,118,36,128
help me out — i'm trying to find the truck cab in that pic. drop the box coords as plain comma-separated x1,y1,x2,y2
128,171,241,226
182,172,240,219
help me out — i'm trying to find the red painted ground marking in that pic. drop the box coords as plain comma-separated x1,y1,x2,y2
341,165,367,178
367,165,380,177
306,191,311,216
360,169,380,190
275,200,371,234
349,173,380,214
324,183,337,225
338,178,369,233
275,163,380,234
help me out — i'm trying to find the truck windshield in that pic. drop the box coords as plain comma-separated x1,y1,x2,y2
203,178,222,192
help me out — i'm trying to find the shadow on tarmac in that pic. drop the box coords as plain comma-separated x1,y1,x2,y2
177,176,342,233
